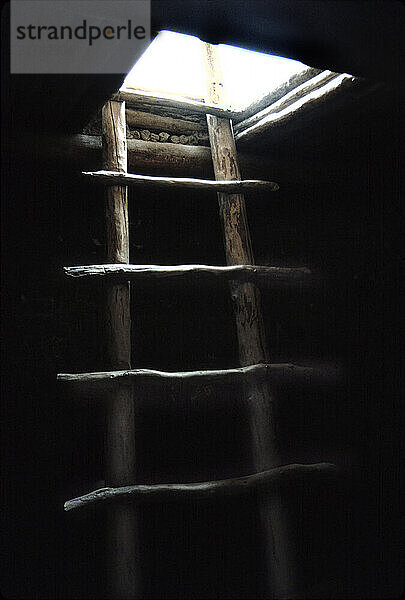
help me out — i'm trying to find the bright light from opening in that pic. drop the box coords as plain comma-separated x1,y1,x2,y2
122,31,307,111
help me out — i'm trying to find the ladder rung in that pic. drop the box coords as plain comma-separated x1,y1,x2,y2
63,264,311,285
64,462,338,511
82,170,279,192
57,363,339,386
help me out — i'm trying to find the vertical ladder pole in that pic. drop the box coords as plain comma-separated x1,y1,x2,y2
201,43,297,598
102,100,141,599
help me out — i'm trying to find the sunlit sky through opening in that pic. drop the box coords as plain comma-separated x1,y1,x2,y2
122,31,307,110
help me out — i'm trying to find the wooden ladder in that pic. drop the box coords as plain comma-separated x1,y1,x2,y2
59,43,337,599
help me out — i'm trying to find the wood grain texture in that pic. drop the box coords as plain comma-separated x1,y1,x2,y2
58,362,339,386
236,74,357,144
64,463,338,511
202,42,297,599
102,100,139,599
126,108,207,134
10,132,317,181
116,68,325,124
239,66,324,121
63,263,311,286
235,70,339,134
82,170,279,192
114,89,240,119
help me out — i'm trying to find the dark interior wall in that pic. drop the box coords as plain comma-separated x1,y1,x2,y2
1,2,403,599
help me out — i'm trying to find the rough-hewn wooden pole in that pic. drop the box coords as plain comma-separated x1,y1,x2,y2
102,100,140,599
202,42,297,598
65,463,337,511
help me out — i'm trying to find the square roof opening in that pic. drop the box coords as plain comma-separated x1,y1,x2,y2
121,30,308,111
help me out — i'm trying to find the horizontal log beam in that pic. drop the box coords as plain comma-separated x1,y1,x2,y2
127,139,211,175
239,67,323,121
235,70,339,134
11,131,331,184
63,264,311,286
64,462,338,511
11,132,290,178
116,69,325,124
57,362,340,387
235,74,357,144
82,170,279,192
126,108,207,134
114,90,240,120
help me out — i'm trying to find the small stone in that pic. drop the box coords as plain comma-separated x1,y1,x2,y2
132,130,140,139
159,132,170,142
179,135,188,145
170,135,180,144
150,133,159,142
140,129,150,141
